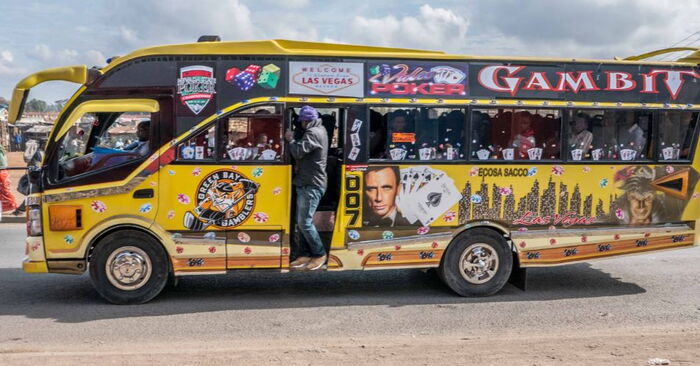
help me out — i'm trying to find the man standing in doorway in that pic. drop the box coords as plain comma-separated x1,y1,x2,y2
285,106,328,270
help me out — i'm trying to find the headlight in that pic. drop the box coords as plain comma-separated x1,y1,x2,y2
26,207,42,236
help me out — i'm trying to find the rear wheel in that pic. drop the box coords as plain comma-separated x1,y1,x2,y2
89,230,169,304
439,228,512,296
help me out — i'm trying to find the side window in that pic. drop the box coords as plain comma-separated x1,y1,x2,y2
221,104,283,161
572,109,652,161
470,108,561,161
59,111,153,178
369,107,465,161
178,124,216,161
659,111,698,161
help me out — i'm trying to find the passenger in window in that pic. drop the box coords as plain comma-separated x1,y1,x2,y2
568,113,593,159
437,110,465,160
511,111,536,159
388,110,415,160
616,111,646,159
659,111,696,160
123,120,151,156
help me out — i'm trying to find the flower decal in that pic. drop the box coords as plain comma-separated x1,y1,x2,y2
356,249,364,256
244,246,252,254
417,226,430,235
599,178,609,188
64,235,74,244
139,203,152,213
382,231,394,240
192,167,202,176
176,246,184,254
253,212,269,223
348,230,360,240
90,200,107,213
208,246,217,254
252,167,263,178
431,242,439,249
551,165,564,175
237,232,251,243
443,211,456,222
177,193,191,204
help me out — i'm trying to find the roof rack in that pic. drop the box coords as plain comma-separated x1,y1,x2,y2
620,47,700,63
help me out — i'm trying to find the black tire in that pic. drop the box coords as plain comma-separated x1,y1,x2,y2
89,230,169,304
439,228,512,297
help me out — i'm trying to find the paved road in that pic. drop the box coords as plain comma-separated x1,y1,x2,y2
0,223,699,365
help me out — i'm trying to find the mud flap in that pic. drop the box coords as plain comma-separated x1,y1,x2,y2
509,254,527,291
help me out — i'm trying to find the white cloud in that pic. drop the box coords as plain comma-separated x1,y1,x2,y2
350,5,469,52
0,49,26,76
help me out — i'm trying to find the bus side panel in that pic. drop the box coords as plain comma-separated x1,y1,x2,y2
156,164,291,274
333,163,698,270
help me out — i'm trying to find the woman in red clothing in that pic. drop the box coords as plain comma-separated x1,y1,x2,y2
0,144,18,213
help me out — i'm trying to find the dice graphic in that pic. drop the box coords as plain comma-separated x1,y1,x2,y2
225,67,241,83
257,71,279,89
244,64,262,81
257,64,281,89
234,71,256,91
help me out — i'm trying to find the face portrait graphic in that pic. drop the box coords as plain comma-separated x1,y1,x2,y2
627,190,654,225
364,167,400,221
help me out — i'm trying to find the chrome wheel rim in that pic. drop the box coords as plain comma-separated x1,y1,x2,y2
458,243,499,284
105,246,152,291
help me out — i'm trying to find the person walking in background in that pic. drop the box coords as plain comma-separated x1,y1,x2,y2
285,106,329,271
0,144,18,213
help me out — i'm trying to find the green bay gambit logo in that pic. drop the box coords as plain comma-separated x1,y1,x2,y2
177,65,216,115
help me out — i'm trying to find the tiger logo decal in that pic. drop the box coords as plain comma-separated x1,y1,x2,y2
183,170,259,230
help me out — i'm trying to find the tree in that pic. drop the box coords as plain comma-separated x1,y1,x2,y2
25,98,49,112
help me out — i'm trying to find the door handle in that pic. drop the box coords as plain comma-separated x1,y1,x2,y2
133,188,154,199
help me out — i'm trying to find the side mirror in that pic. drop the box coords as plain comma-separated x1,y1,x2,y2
27,166,42,193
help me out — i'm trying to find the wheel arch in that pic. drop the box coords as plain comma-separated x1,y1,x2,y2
441,221,515,268
85,224,168,264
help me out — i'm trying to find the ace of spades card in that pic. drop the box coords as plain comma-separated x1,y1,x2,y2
396,166,461,226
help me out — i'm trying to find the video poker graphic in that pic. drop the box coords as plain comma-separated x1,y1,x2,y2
368,62,468,97
183,170,259,230
176,65,216,115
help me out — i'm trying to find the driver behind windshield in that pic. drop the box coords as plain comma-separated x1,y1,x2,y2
122,120,150,156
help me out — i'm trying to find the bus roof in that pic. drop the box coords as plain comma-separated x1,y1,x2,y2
101,39,700,75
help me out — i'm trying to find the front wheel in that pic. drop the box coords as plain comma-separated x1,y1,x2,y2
439,228,512,297
89,230,169,304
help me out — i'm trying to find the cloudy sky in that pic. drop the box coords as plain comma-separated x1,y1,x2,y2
1,0,698,103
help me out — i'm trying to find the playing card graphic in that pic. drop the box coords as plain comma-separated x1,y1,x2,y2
394,166,462,226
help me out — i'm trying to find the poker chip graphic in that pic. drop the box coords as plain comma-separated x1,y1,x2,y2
253,212,269,223
167,210,176,219
252,167,263,178
348,230,360,240
268,233,280,243
139,203,152,213
90,200,107,213
203,232,217,240
192,167,202,176
382,231,394,240
443,211,456,222
177,193,191,204
238,232,251,243
417,226,430,235
64,235,74,244
551,165,564,175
